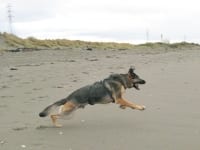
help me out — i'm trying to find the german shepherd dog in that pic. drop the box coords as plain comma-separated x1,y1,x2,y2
39,66,146,127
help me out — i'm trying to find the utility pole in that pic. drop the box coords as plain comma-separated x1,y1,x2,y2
7,4,14,34
160,34,163,42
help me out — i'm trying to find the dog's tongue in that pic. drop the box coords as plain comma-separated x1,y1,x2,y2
134,84,140,90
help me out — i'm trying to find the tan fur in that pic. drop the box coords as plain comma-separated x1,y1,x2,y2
117,85,145,110
50,101,76,127
117,97,145,110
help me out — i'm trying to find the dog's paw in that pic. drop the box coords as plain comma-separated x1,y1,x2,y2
54,124,63,128
142,105,146,110
137,105,146,111
119,105,126,109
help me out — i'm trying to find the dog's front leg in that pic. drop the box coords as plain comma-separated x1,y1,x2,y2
116,98,145,111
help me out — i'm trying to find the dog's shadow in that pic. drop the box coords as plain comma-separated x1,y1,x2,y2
36,119,141,131
35,123,83,130
36,125,58,130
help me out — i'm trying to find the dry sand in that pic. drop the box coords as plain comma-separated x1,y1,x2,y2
0,48,200,150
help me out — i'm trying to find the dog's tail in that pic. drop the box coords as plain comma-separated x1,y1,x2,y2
39,98,68,117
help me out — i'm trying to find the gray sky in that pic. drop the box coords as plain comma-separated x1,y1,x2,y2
0,0,200,43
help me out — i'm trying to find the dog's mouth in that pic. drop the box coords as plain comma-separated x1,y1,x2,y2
133,83,140,90
133,79,146,90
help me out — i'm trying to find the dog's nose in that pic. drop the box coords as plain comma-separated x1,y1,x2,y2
141,80,146,84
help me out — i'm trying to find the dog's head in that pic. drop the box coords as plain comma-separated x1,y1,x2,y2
128,66,146,90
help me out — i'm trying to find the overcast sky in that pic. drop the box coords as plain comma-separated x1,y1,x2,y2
0,0,200,43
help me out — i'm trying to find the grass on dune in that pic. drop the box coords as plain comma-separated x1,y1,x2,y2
0,32,199,51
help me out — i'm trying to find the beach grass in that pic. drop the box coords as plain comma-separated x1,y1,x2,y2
0,32,199,51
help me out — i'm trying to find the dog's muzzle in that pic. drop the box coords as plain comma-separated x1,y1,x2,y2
133,79,146,90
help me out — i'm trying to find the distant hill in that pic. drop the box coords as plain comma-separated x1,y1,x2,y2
0,32,199,52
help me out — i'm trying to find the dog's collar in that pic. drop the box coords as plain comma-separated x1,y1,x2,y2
121,75,129,89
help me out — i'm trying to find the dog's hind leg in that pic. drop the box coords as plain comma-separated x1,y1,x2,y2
51,114,62,127
50,101,76,127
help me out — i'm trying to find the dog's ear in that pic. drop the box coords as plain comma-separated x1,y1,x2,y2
128,66,135,74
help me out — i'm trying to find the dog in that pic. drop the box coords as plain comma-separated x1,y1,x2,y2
39,66,146,127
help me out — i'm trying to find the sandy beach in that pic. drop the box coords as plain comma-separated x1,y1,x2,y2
0,48,200,150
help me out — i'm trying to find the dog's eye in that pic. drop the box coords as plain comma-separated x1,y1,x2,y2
132,74,137,78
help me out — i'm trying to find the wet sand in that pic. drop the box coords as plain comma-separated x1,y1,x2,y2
0,48,200,150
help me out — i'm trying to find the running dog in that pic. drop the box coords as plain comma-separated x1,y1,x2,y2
39,66,146,127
